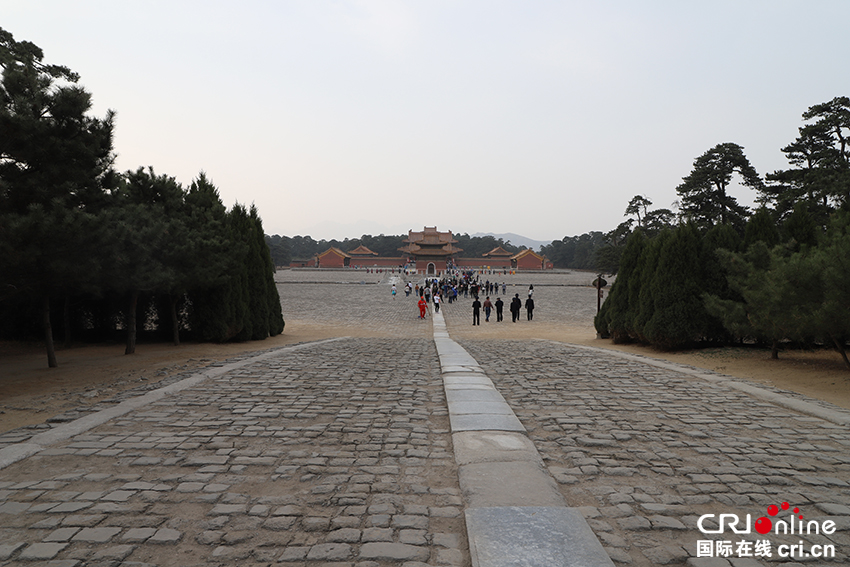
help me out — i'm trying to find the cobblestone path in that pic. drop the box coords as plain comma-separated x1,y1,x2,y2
458,339,850,566
0,338,468,567
4,272,850,567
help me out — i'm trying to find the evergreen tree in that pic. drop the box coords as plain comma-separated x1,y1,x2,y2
705,242,821,358
595,230,645,341
676,143,763,229
781,202,819,249
811,213,850,368
250,207,284,337
189,202,282,342
744,207,780,249
643,224,712,349
625,195,652,228
700,223,743,343
0,27,115,367
764,97,850,221
632,229,672,343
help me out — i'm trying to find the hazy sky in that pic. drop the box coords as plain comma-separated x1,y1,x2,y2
3,1,849,242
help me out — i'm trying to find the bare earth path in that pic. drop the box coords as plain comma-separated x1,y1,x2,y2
1,269,849,566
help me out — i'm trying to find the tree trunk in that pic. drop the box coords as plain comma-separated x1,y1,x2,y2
170,294,180,346
831,336,850,371
771,340,779,360
42,294,58,368
125,290,139,355
63,294,72,348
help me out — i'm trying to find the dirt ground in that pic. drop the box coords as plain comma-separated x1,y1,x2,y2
2,316,849,436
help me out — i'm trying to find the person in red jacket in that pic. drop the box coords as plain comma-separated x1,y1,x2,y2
418,296,427,319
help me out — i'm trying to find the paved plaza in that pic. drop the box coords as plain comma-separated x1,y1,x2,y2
1,269,849,566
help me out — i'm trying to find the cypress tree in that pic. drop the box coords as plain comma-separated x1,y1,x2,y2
643,224,708,349
700,223,744,343
781,202,819,249
633,229,672,343
595,230,645,342
224,204,252,342
250,207,285,337
744,207,780,249
184,174,235,342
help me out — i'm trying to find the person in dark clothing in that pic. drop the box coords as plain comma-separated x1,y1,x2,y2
494,297,504,322
472,298,482,325
510,294,522,322
525,297,534,320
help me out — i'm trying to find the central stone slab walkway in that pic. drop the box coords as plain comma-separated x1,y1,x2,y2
431,310,614,567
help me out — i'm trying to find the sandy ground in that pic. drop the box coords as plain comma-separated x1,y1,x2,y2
2,269,849,435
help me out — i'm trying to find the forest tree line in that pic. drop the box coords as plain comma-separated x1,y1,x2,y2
594,97,850,368
0,28,283,368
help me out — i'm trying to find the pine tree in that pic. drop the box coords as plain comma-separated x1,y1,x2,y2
811,214,850,368
705,242,821,358
0,27,116,367
676,143,763,229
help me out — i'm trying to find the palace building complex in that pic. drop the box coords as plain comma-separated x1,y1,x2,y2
310,227,551,273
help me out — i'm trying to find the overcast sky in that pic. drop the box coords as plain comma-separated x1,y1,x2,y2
4,1,849,242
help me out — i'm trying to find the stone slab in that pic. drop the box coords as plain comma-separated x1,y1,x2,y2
450,413,525,433
452,431,542,466
444,383,498,391
443,374,495,386
465,506,615,567
442,364,484,373
445,389,505,404
458,461,564,508
447,401,515,416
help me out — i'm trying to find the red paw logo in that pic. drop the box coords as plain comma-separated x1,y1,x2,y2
755,502,803,535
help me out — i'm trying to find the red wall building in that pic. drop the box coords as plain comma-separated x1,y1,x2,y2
315,247,349,268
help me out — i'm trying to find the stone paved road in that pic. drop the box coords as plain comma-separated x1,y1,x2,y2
458,339,850,566
0,338,468,567
3,270,850,566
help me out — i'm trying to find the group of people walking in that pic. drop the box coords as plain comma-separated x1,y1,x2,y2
399,274,536,326
472,290,534,325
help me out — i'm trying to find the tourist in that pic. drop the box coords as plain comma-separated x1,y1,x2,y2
510,294,522,322
483,296,493,322
418,296,427,319
502,282,507,294
528,284,534,298
392,284,397,298
434,293,441,313
525,296,534,321
495,297,504,322
472,297,481,325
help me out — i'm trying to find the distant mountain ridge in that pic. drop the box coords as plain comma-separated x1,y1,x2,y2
471,232,550,251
